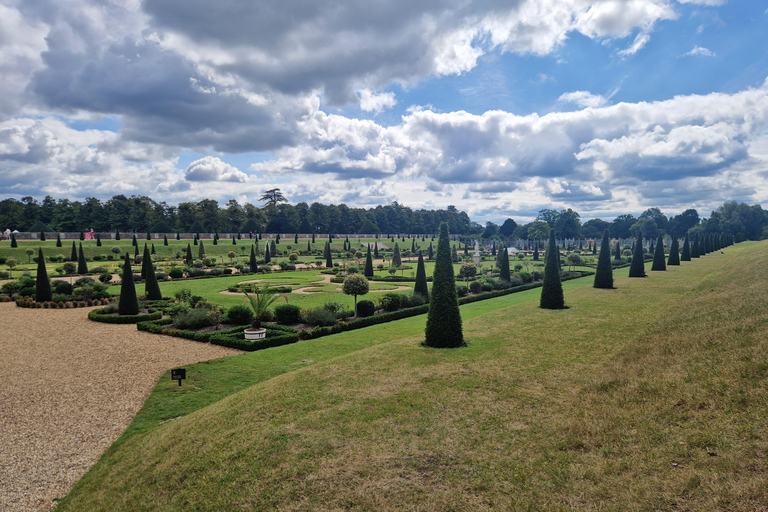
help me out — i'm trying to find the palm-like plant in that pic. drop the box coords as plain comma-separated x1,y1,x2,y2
244,286,286,329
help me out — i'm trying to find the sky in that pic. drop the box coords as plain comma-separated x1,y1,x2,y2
0,0,767,224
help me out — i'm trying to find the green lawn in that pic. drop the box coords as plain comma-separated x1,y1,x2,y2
57,242,768,510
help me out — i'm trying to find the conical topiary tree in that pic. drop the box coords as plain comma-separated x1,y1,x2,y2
141,244,150,280
594,229,614,289
264,242,271,264
614,240,621,261
692,235,700,258
392,242,402,268
198,240,205,259
185,243,193,266
532,243,539,261
651,234,666,271
540,229,565,309
115,230,120,241
132,234,137,247
96,234,101,247
144,249,163,300
414,251,429,302
667,233,680,266
324,241,333,268
56,233,62,247
164,235,168,246
35,248,52,302
364,245,374,278
374,241,379,258
427,242,433,260
424,223,463,348
499,244,511,282
77,242,88,274
118,253,139,315
70,241,77,262
249,245,257,272
10,233,16,248
681,233,691,261
628,236,646,277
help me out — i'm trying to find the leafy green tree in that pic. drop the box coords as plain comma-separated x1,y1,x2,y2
35,248,52,302
424,223,464,348
414,251,429,302
594,229,614,289
342,274,369,315
628,236,646,277
364,245,374,277
118,253,139,315
667,233,680,266
459,262,477,283
651,234,666,271
681,232,691,261
77,242,88,274
540,229,565,309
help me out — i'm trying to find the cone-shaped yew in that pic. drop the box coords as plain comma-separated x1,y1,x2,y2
118,253,139,315
540,229,565,309
681,232,691,261
668,233,680,266
414,251,429,302
424,223,463,348
77,243,88,274
651,234,666,271
629,236,646,277
593,229,614,289
35,248,52,302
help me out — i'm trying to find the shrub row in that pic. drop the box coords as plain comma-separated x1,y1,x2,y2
370,275,433,283
89,308,162,324
209,329,300,351
17,297,112,309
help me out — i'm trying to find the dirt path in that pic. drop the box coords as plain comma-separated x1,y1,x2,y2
0,303,240,512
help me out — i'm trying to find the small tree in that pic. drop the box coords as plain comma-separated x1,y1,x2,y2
164,235,169,246
392,243,402,268
244,286,284,329
264,243,271,264
414,251,429,301
532,243,539,261
628,236,646,277
227,251,237,264
459,262,477,283
118,253,139,315
96,234,101,247
141,244,150,280
77,242,88,274
35,248,52,302
566,253,581,271
424,222,464,348
10,234,17,248
427,242,433,260
651,234,666,271
499,246,511,282
691,235,700,258
115,230,120,241
540,229,565,309
132,234,137,247
343,274,369,315
25,248,34,263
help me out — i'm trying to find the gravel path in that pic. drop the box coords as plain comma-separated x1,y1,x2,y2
0,303,240,511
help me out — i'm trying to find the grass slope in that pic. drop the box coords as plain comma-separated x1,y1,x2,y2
59,244,767,511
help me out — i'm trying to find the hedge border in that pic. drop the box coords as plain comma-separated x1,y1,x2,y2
89,308,162,324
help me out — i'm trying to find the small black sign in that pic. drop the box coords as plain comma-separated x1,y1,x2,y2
171,368,186,385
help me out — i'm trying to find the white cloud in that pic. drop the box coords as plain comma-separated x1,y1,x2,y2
677,0,728,5
683,46,716,57
185,156,247,182
558,91,608,108
357,89,397,114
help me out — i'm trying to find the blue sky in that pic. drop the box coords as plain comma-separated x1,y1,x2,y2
1,0,767,224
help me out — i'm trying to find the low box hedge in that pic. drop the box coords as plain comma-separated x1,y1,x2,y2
89,308,162,324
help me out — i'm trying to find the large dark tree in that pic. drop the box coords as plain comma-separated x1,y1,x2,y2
691,235,700,258
35,248,52,302
540,229,565,309
118,253,139,315
667,233,680,266
628,236,646,277
414,251,429,302
424,223,464,348
144,248,163,300
141,243,150,280
651,234,666,271
681,232,691,261
593,229,614,289
77,242,88,274
364,245,374,278
70,241,77,262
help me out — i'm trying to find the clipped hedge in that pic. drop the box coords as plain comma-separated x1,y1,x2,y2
369,275,433,283
209,329,300,351
89,308,162,324
137,318,299,350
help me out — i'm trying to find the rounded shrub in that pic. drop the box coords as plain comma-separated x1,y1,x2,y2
274,303,302,324
356,299,376,317
379,292,402,312
469,280,483,293
225,304,254,325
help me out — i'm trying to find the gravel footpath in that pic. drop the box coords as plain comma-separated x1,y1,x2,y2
0,303,240,511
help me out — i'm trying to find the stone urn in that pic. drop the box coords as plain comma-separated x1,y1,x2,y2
244,328,266,341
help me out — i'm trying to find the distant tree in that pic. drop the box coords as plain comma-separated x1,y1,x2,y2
424,223,464,348
35,248,52,302
692,235,700,258
185,243,193,266
324,241,332,268
358,218,381,234
540,229,565,309
118,253,139,315
260,188,288,207
56,233,62,247
681,232,691,261
628,236,646,277
414,252,429,301
527,221,550,241
25,248,34,263
651,234,666,271
144,248,163,300
264,242,271,264
141,244,150,280
667,233,680,266
249,245,257,272
533,243,539,261
6,258,16,278
594,229,614,289
364,245,374,277
374,241,379,258
498,218,518,238
198,240,205,260
163,235,168,246
556,208,582,239
459,262,477,283
132,234,137,247
499,245,511,282
342,274,369,315
70,241,77,262
427,242,433,260
392,243,402,268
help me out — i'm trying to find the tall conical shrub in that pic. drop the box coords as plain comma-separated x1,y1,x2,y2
198,240,205,259
424,223,463,348
692,235,700,258
164,235,168,246
185,243,193,266
499,244,511,282
40,231,46,241
540,229,565,309
264,243,271,264
56,233,62,247
628,236,646,277
70,241,77,262
77,242,88,274
533,243,539,261
667,233,680,266
144,249,162,300
427,242,433,260
414,251,429,302
96,234,101,246
151,243,156,255
614,240,621,261
651,234,666,271
35,248,52,302
249,245,257,272
115,230,120,241
324,241,332,268
594,229,614,289
392,243,402,267
10,233,16,248
681,233,691,261
118,253,139,315
364,245,374,278
141,244,150,280
132,234,137,247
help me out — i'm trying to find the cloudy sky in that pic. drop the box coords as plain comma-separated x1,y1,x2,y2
1,0,767,223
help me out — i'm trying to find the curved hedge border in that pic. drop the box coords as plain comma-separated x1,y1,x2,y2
89,308,162,324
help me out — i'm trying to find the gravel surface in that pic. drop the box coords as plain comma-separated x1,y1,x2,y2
0,303,240,511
